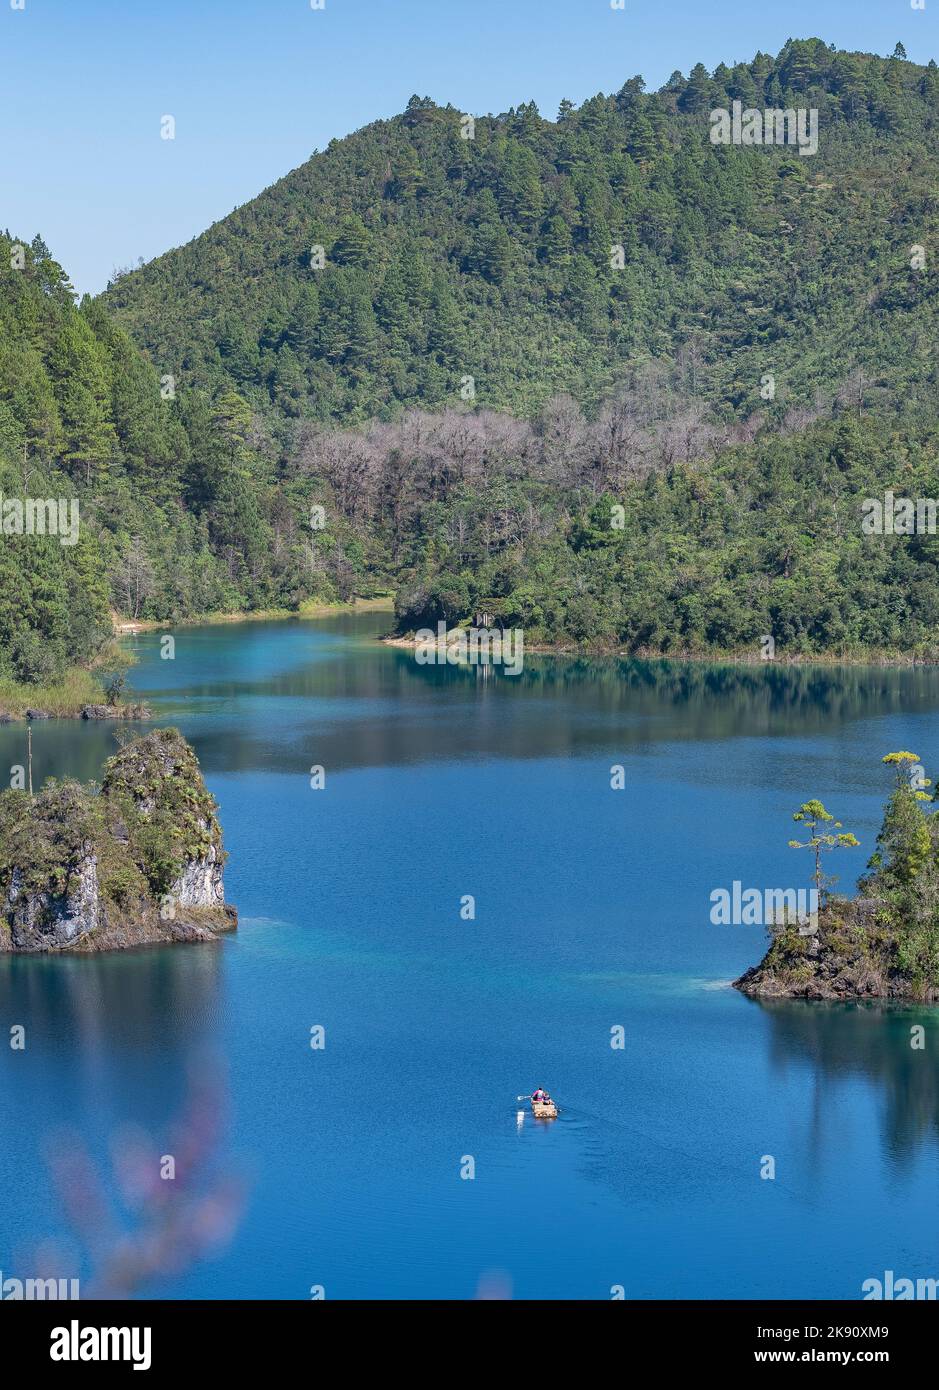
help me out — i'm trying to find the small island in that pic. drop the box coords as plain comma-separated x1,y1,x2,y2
736,752,939,1003
0,728,236,953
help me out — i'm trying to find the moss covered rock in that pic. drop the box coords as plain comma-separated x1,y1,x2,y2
0,728,236,953
734,896,933,1002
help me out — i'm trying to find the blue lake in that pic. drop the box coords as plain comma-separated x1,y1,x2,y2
2,612,938,1299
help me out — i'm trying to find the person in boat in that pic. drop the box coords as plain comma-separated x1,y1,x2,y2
532,1088,551,1105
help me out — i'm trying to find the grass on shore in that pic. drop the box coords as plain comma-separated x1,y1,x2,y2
0,668,103,719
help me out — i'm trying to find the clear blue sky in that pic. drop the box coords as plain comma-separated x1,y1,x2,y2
1,0,936,295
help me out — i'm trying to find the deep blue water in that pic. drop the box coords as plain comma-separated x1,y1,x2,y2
2,612,939,1299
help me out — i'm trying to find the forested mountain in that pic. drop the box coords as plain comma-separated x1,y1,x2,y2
5,39,939,673
104,38,939,430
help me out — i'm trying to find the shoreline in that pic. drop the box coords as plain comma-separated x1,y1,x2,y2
2,599,395,721
0,667,150,723
113,595,394,635
105,603,939,670
8,606,936,724
380,632,939,669
0,700,150,725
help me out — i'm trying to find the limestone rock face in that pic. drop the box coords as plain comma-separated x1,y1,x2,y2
6,852,99,948
0,729,236,954
170,832,225,908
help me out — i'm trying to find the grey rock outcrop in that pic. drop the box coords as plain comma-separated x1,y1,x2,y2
6,853,99,949
80,703,151,720
170,833,225,908
0,729,236,954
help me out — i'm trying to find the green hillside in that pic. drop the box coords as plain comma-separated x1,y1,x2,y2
5,39,939,668
104,38,939,430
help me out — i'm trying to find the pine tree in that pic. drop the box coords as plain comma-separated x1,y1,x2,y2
47,316,116,483
866,753,933,890
680,63,712,114
331,215,372,268
376,264,409,344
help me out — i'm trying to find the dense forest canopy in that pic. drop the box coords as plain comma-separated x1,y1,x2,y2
0,233,355,683
3,38,939,675
103,37,939,429
301,401,939,655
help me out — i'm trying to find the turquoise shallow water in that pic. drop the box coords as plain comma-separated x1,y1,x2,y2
1,614,938,1299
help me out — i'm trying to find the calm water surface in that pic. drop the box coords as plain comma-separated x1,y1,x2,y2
1,612,938,1299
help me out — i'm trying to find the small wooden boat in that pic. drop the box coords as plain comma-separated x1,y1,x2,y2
531,1098,558,1119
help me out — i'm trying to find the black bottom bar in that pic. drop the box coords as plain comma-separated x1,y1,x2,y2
1,1298,926,1373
